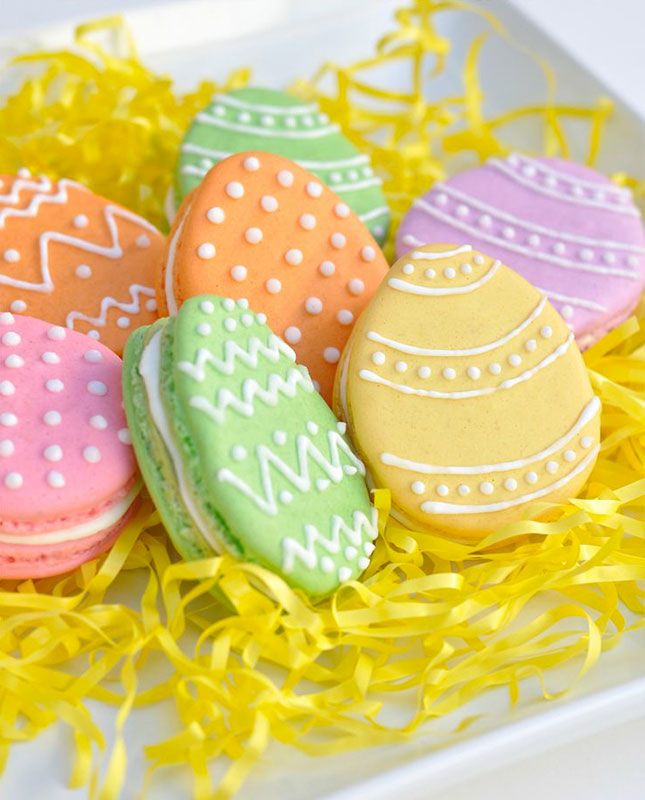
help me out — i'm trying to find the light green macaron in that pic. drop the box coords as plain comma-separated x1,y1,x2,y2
123,295,378,597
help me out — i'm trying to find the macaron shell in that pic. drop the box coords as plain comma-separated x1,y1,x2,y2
396,155,645,347
159,151,389,401
0,173,163,354
0,313,137,526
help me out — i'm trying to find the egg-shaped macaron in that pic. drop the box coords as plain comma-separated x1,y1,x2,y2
174,86,390,244
334,244,600,539
0,170,163,354
159,151,389,402
397,154,645,348
0,312,140,578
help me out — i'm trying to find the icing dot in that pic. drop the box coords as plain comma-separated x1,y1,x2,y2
563,449,576,462
75,264,92,279
418,366,431,379
1,331,20,346
522,164,537,178
0,440,14,457
319,260,336,277
10,301,26,313
374,225,385,238
581,436,593,449
502,226,515,239
460,263,472,275
87,381,107,396
200,158,213,170
136,235,151,249
279,490,293,504
46,378,64,393
200,300,215,314
572,185,585,197
395,361,408,373
324,347,340,364
277,170,294,187
222,298,235,311
0,413,18,426
237,298,249,309
4,472,22,489
90,415,108,430
347,278,365,296
478,214,492,229
320,557,334,574
457,484,471,496
3,249,20,263
402,263,414,275
266,278,282,294
243,156,260,171
338,566,353,583
226,181,244,199
348,169,359,181
43,411,61,426
285,248,303,266
504,478,518,491
442,367,456,380
456,204,469,217
284,326,301,344
467,366,481,380
256,313,267,325
479,481,494,495
544,175,557,188
231,445,247,461
241,313,253,328
260,195,278,213
331,232,346,249
527,234,541,247
88,330,100,340
443,267,456,279
508,354,522,367
525,471,538,485
117,317,130,329
197,243,216,259
84,349,102,363
4,355,24,368
434,193,448,206
307,421,319,436
330,172,342,184
337,421,347,435
305,297,323,315
238,111,251,122
47,470,66,489
488,362,502,376
372,351,385,366
83,446,101,463
230,265,247,282
213,104,225,116
244,227,263,244
306,182,323,198
473,254,485,265
118,428,132,445
284,116,296,128
553,242,566,255
273,431,287,446
627,255,639,269
579,248,594,262
540,326,553,339
0,380,15,396
546,460,559,474
411,481,425,495
197,322,212,336
561,305,574,320
363,541,376,556
361,246,376,262
424,268,436,279
436,484,449,497
47,325,66,341
73,214,89,228
17,167,30,178
44,445,63,462
603,252,616,265
337,309,353,325
525,339,537,352
358,556,370,570
207,206,225,223
299,213,316,230
261,114,275,127
224,318,237,332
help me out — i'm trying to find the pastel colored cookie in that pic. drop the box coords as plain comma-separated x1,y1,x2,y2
396,154,645,348
0,312,140,578
174,86,390,244
158,151,389,402
123,295,378,597
0,170,164,355
334,244,600,539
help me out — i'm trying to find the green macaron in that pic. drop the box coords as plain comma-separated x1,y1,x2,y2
123,295,378,597
174,86,391,245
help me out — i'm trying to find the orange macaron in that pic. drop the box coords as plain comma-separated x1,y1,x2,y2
0,170,163,355
158,152,389,401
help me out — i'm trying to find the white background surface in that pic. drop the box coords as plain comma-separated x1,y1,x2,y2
0,1,644,799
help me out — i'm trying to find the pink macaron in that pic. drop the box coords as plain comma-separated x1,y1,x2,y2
397,153,645,348
0,312,140,578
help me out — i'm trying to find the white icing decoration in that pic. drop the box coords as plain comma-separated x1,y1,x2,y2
277,170,294,187
0,439,15,457
200,300,215,314
442,367,456,380
411,481,425,495
388,260,500,296
306,182,323,198
118,428,132,445
4,355,24,368
210,95,318,117
337,309,353,325
266,278,282,294
0,412,18,426
467,366,481,380
0,380,15,396
284,327,301,344
4,472,23,489
10,301,26,313
299,214,316,230
402,263,414,275
358,206,390,224
230,265,247,282
73,214,89,228
418,366,431,379
45,378,64,393
245,227,263,244
319,260,335,277
65,283,156,334
581,436,593,449
87,380,108,396
197,322,212,336
395,361,408,373
47,470,66,488
546,460,559,474
243,156,260,171
43,410,61,426
273,431,287,446
225,181,244,199
443,267,456,279
348,278,365,295
504,478,518,491
90,415,108,430
324,348,340,364
457,484,470,496
83,446,101,463
508,354,522,367
196,112,339,140
197,243,216,259
563,449,576,462
410,245,472,260
540,326,553,338
436,484,449,497
561,305,574,320
75,265,92,279
305,297,323,315
1,331,21,346
372,351,385,366
331,232,346,249
84,349,103,363
285,249,303,266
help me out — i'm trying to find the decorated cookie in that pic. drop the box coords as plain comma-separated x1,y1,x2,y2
158,151,389,402
334,244,600,539
0,312,140,578
123,295,378,597
0,170,163,355
397,154,645,348
174,87,390,244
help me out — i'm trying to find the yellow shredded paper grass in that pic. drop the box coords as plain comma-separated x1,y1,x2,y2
0,2,644,798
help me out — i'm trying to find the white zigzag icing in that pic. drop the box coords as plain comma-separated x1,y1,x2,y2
217,430,366,517
178,334,297,381
0,177,87,228
190,366,314,424
66,283,156,329
282,508,379,573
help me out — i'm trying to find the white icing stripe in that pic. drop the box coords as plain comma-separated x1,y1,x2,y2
367,296,546,357
388,260,500,296
410,245,472,260
139,330,222,552
519,154,631,196
181,143,231,160
196,112,340,140
358,206,390,223
435,182,645,253
381,396,599,474
328,177,382,192
0,481,140,545
66,284,155,330
338,343,352,429
488,158,639,217
420,446,599,514
413,199,639,279
163,209,188,317
0,177,87,228
178,334,297,382
180,142,371,171
180,165,209,178
214,94,318,116
535,287,607,313
359,332,574,399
